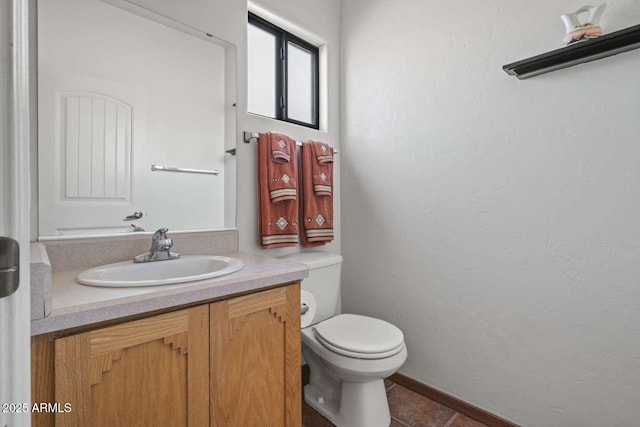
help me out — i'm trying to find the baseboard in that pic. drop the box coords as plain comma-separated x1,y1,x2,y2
389,373,519,427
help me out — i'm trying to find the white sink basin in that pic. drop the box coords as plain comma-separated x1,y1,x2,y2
77,255,244,287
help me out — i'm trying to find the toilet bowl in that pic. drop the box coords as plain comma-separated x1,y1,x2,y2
302,316,407,427
281,252,407,427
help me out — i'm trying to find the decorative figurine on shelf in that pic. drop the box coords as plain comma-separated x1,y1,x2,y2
561,3,607,46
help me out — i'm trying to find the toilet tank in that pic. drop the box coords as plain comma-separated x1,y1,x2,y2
280,252,343,325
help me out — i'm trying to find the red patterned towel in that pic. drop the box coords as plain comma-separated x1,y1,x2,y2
300,141,334,247
267,132,297,203
310,141,333,197
257,133,299,248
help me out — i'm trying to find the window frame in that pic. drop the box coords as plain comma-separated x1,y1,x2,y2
248,12,320,129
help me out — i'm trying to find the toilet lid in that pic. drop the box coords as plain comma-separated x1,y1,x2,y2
314,332,405,360
313,314,404,357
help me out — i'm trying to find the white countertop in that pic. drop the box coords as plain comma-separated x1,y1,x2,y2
31,251,308,335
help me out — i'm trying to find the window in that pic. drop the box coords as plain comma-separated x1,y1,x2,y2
247,13,319,129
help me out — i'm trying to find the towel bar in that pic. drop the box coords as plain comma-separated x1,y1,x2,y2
151,164,220,175
243,131,338,153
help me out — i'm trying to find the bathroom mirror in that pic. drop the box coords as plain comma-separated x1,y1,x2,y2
35,0,237,238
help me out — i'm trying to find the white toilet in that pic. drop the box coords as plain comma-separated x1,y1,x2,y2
282,252,407,427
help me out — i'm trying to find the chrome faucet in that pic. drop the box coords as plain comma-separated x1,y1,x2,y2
134,228,180,263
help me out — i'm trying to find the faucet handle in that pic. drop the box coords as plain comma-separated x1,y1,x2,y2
152,227,169,241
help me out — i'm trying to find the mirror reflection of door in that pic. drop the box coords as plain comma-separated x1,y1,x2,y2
37,0,227,236
38,70,146,236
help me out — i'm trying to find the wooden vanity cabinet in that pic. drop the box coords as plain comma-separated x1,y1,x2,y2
32,306,209,427
210,285,301,426
31,283,301,427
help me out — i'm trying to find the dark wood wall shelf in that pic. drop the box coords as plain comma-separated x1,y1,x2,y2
503,24,640,79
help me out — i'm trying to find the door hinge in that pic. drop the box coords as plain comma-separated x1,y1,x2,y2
0,237,19,299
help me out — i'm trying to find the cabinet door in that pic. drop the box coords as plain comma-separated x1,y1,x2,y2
210,284,301,427
54,305,209,427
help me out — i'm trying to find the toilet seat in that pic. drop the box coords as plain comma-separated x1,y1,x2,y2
313,314,405,360
314,333,405,359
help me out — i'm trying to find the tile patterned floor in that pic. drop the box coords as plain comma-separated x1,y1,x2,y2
302,379,488,427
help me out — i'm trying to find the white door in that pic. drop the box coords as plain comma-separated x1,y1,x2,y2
0,0,32,426
38,70,148,236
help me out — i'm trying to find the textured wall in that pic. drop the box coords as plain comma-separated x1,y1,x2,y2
340,1,640,426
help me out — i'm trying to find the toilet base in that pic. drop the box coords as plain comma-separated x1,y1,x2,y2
304,378,391,427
